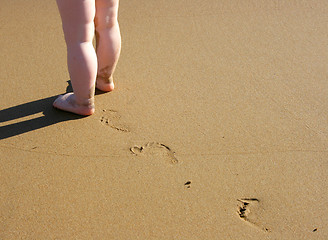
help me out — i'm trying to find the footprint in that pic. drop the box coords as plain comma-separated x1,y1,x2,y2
184,181,191,189
130,142,178,165
237,198,269,232
100,109,130,132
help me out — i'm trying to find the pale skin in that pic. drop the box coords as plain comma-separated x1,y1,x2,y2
53,0,121,115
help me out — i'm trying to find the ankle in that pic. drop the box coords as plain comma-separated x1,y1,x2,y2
97,75,113,84
73,95,95,109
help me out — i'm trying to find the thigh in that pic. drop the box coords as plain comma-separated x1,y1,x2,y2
95,0,119,30
56,0,96,43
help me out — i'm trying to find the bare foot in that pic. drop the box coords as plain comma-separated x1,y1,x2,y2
96,76,115,92
53,93,95,116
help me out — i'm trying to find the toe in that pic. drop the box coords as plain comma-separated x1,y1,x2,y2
53,95,62,107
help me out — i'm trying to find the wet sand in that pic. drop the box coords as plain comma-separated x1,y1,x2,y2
1,0,328,239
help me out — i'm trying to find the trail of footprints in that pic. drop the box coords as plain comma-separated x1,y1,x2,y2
99,110,270,232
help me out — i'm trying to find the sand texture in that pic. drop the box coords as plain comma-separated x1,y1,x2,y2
1,0,328,239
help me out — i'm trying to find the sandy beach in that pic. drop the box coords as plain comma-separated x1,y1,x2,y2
1,0,328,239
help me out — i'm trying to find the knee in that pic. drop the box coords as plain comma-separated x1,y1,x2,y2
64,22,95,45
96,16,118,32
95,1,119,31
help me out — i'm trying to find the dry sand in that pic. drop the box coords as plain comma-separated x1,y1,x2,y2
1,0,328,239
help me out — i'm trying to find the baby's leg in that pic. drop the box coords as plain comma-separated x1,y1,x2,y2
54,0,97,115
95,0,121,92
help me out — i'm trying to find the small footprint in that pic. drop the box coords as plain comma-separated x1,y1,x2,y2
184,181,191,188
237,198,269,232
100,109,130,132
130,142,178,165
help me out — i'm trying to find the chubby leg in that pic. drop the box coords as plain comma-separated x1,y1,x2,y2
95,0,121,92
54,0,97,115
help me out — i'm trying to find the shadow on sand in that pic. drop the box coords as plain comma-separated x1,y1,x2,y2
0,81,106,140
